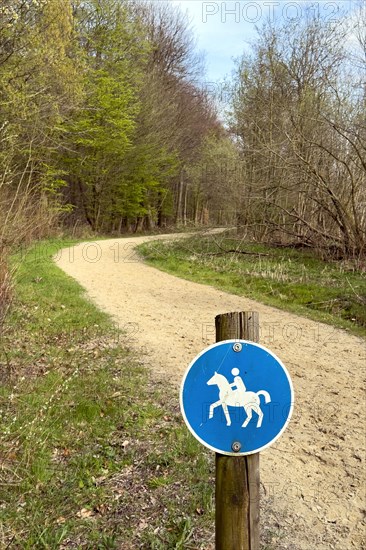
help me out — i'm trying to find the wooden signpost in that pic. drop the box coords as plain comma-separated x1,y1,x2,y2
215,311,260,550
180,310,294,550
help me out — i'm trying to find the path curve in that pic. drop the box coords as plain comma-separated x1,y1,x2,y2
55,233,365,550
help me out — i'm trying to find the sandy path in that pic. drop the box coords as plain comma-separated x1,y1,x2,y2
55,234,365,549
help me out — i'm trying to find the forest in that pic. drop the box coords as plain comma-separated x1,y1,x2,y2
0,2,365,547
0,1,365,281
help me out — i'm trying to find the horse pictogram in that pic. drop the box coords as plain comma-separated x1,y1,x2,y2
207,369,271,428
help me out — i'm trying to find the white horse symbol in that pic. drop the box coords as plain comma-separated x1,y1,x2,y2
207,371,271,428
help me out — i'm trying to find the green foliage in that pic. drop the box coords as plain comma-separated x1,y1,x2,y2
0,0,83,245
63,69,139,227
0,0,225,239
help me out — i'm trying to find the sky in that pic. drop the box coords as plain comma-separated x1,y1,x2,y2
171,1,357,85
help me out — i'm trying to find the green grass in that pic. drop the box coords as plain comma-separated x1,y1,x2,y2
137,235,366,338
0,239,217,549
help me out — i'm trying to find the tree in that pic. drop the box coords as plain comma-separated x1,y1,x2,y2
185,133,242,226
0,0,80,246
60,0,149,231
231,8,366,257
1,0,230,238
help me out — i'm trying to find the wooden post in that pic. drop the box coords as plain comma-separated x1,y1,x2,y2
215,311,260,550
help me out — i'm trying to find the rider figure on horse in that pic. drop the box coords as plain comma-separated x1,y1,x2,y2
230,367,246,394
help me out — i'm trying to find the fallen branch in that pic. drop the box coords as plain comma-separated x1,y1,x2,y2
206,237,270,257
346,277,366,305
198,249,270,257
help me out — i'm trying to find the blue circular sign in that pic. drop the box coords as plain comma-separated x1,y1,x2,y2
180,340,294,456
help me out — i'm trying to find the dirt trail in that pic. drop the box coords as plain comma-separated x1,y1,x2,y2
55,233,365,549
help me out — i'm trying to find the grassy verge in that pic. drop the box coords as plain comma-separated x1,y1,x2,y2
0,239,217,549
137,235,366,338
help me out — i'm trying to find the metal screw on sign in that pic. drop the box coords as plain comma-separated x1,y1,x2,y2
233,342,242,352
231,441,242,453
